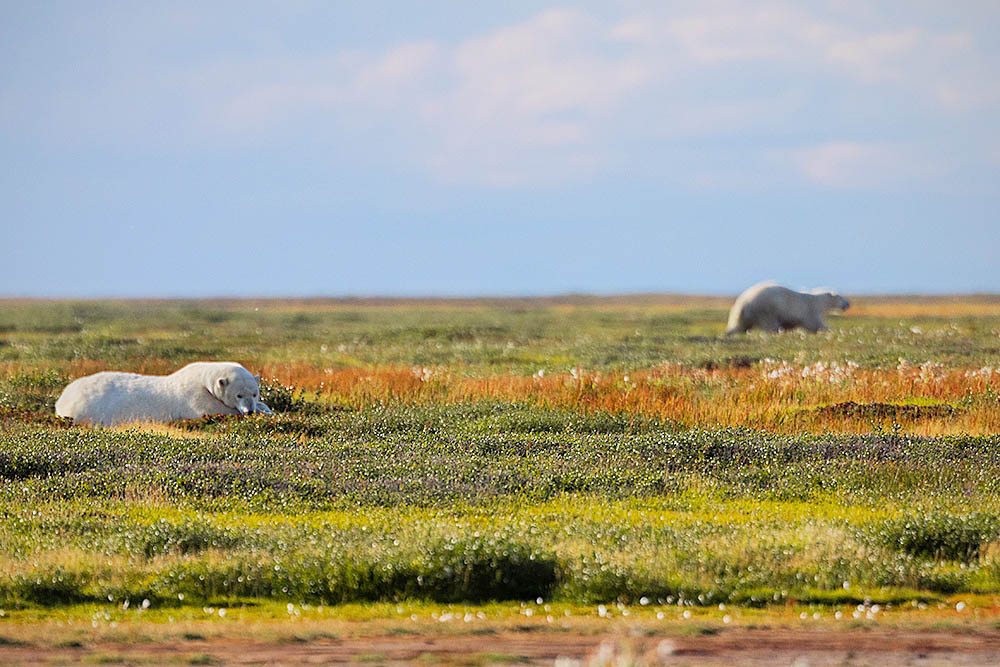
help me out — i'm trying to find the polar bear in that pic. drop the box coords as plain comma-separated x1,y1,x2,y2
55,361,272,426
726,282,849,334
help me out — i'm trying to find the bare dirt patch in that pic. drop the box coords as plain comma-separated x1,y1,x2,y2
2,628,1000,665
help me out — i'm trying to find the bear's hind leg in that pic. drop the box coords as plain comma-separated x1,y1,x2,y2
758,315,782,333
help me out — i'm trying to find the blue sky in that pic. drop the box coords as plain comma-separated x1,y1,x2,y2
2,1,998,297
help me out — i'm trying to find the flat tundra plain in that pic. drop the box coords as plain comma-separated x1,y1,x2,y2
1,295,999,665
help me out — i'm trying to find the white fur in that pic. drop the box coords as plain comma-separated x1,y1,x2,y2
726,282,850,334
55,362,272,426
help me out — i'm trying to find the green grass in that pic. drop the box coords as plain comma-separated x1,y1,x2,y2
1,299,1000,613
0,423,998,608
2,299,999,372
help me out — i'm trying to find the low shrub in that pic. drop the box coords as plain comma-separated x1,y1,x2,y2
259,380,324,415
0,567,93,605
414,536,558,602
875,513,1000,562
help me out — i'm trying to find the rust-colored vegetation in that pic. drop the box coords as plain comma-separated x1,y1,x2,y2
3,294,998,436
251,359,1000,436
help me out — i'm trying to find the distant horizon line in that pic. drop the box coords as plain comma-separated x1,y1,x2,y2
2,291,999,303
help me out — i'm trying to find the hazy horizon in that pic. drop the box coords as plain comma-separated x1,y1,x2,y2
3,290,999,302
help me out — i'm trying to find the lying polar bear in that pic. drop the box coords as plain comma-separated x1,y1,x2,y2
55,361,272,426
726,282,850,334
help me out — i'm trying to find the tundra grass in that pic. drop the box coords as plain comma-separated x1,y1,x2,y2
1,298,1000,619
2,297,1000,373
2,414,1000,609
3,297,1000,435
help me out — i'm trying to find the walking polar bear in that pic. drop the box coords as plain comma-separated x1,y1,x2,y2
726,282,850,334
55,362,272,426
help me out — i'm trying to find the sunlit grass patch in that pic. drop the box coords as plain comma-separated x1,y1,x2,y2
1,490,999,608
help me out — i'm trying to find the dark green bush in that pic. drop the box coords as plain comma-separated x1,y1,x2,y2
415,536,558,602
171,413,333,438
0,568,93,605
560,558,697,604
876,513,1000,562
132,520,248,558
259,379,324,415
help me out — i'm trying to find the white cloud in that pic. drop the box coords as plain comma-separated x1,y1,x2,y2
355,41,439,99
610,2,983,103
826,28,923,81
447,14,643,118
414,9,650,184
785,141,942,188
36,2,993,188
218,82,342,131
178,9,651,185
792,142,891,187
655,6,840,64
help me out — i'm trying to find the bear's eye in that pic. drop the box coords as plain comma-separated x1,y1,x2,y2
237,394,244,399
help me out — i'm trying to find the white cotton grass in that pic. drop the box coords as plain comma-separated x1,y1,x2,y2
762,359,859,384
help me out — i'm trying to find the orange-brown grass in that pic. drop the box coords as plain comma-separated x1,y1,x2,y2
256,361,1000,436
0,358,181,379
847,295,1000,318
6,356,998,436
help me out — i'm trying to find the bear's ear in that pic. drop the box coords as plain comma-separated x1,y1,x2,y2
218,378,229,387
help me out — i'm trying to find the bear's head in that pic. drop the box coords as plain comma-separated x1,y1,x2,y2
212,366,267,415
820,292,850,312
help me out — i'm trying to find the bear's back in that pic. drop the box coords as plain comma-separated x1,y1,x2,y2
56,371,175,425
